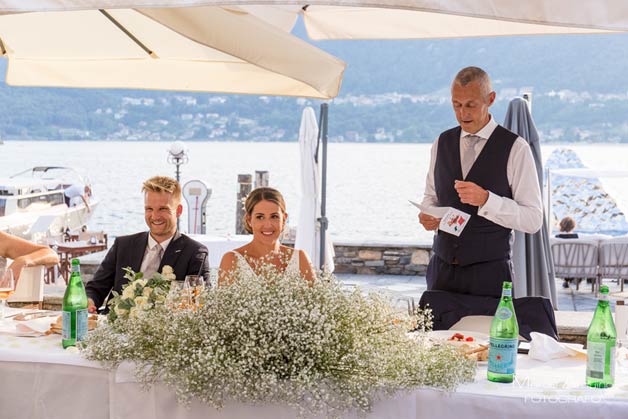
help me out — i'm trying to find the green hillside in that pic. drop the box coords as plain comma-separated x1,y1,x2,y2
2,31,628,142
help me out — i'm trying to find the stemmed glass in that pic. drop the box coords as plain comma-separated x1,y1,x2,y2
0,268,15,321
184,275,205,310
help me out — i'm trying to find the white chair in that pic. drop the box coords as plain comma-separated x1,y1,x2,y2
550,238,600,292
599,237,628,292
7,266,45,309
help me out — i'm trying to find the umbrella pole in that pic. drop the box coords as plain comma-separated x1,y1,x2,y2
99,9,156,58
547,169,552,236
318,103,329,271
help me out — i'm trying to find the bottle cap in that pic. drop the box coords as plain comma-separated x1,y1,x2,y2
502,281,513,290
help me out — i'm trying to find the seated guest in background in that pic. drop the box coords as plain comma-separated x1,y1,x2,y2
556,216,578,239
0,231,59,284
86,176,209,313
219,187,315,285
555,216,579,288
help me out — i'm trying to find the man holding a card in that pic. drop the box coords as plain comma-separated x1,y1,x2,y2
418,66,543,298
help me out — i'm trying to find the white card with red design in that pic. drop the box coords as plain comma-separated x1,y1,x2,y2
438,207,471,236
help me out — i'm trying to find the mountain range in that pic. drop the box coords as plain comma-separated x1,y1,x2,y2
2,28,628,143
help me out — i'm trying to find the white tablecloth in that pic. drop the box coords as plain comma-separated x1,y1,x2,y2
2,321,628,419
187,234,250,268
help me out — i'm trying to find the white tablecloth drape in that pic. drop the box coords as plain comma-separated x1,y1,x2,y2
187,234,250,268
2,328,628,419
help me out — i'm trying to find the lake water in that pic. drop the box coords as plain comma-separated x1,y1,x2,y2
1,141,627,243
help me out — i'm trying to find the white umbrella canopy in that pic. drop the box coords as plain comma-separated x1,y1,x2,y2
1,1,625,39
294,6,619,40
294,107,335,272
0,6,345,98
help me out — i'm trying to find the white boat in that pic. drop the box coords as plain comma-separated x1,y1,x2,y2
0,167,98,239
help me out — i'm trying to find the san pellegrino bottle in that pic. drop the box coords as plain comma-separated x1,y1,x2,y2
62,258,88,348
586,285,616,388
487,281,519,383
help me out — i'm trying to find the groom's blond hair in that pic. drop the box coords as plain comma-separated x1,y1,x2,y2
142,176,181,204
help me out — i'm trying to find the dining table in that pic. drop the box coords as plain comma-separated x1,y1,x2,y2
53,240,108,284
1,309,628,419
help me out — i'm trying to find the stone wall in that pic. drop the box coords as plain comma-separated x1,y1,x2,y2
332,241,431,275
76,243,433,278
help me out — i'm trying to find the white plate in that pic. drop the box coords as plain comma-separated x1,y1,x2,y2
428,330,489,345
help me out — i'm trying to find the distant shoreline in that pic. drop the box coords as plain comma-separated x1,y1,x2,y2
3,139,628,145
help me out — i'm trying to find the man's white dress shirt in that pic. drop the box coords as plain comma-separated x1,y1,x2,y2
421,115,543,234
139,234,174,276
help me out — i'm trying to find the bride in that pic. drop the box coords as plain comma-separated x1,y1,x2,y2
219,187,315,285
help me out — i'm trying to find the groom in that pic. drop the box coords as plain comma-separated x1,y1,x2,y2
85,176,210,313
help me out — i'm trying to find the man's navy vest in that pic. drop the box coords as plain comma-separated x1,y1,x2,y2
432,125,517,266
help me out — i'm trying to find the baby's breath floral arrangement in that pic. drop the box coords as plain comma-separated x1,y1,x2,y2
107,265,176,322
83,261,476,415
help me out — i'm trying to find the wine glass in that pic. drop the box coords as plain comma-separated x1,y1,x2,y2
184,275,205,309
0,268,15,321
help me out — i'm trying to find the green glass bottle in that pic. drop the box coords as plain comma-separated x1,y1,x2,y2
62,258,88,348
586,285,616,388
487,281,519,383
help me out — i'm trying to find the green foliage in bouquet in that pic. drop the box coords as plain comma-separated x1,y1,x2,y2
107,265,176,323
83,262,476,415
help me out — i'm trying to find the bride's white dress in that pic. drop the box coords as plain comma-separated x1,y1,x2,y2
230,250,300,277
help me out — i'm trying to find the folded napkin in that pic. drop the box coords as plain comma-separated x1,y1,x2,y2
16,316,54,336
528,332,586,361
0,315,56,337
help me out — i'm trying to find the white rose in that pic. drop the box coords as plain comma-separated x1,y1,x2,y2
135,279,147,288
142,287,153,297
129,307,138,318
114,306,129,317
135,296,149,306
164,273,177,281
161,265,174,275
122,285,136,300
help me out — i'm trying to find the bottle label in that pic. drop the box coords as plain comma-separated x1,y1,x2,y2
62,309,88,342
599,293,609,301
72,264,80,273
488,337,518,375
76,309,88,341
62,310,71,340
502,288,512,298
587,341,615,379
496,307,512,321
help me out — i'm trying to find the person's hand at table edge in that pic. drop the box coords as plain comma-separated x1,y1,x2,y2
87,298,97,314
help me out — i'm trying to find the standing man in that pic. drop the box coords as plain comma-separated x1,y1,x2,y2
86,176,209,313
418,67,543,297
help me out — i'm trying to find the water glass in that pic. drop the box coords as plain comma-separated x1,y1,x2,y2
167,280,191,310
0,268,15,321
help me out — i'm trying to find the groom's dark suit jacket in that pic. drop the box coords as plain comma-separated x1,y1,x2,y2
85,231,209,309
